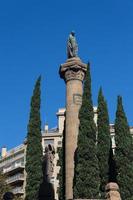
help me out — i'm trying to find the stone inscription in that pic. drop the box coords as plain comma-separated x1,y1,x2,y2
73,94,82,105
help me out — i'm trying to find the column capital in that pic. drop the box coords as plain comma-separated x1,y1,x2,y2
59,57,87,82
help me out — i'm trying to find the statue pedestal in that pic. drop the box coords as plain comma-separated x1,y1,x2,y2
59,57,87,200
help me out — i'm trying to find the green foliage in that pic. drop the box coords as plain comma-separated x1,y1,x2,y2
25,77,43,200
73,63,100,199
0,172,11,200
57,121,65,200
97,88,110,197
115,96,133,199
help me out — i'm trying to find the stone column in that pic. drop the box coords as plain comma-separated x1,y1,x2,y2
105,182,121,200
59,57,87,200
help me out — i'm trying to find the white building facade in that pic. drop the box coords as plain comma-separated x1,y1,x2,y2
0,108,65,199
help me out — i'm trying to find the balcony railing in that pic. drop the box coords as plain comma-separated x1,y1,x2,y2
6,173,24,184
12,187,24,194
0,153,25,168
6,144,25,157
3,163,24,173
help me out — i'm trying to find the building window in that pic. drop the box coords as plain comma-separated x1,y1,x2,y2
44,139,54,147
58,141,62,145
111,135,116,148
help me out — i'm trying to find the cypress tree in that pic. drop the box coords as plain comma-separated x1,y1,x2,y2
25,77,43,200
115,96,133,199
97,88,110,198
73,63,100,199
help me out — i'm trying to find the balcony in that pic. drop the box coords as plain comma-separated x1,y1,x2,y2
3,163,24,174
6,144,25,157
12,187,24,194
6,173,24,184
0,152,25,168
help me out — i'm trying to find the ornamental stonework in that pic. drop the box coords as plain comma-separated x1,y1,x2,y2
59,57,87,82
64,69,85,82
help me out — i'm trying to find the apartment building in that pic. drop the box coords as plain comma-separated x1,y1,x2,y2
110,124,133,154
0,144,25,197
0,108,65,199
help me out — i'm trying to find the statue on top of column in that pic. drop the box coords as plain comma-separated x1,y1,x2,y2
67,31,78,58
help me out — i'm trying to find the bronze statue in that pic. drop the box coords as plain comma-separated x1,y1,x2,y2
67,31,78,58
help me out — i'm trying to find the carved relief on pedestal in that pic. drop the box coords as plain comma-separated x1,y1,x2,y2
73,94,82,105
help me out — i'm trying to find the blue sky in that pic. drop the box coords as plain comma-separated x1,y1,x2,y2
0,0,133,149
